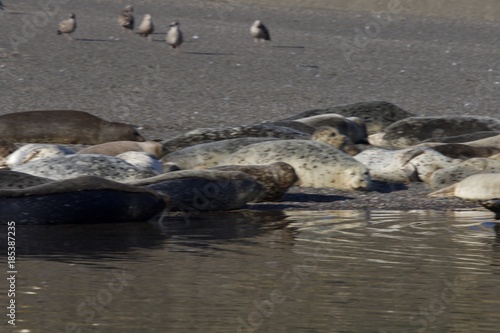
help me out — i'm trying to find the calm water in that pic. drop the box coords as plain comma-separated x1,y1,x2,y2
1,209,500,333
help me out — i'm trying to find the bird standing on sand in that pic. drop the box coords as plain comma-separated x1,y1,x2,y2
57,13,76,41
118,5,134,31
138,14,154,40
166,22,183,49
250,20,270,42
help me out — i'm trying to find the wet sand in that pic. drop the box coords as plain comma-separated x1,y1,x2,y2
0,0,499,212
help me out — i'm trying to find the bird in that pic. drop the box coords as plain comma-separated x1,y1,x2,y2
138,14,154,40
118,5,134,31
166,22,183,49
250,20,270,42
57,13,76,41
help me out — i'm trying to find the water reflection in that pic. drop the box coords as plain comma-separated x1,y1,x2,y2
1,209,500,333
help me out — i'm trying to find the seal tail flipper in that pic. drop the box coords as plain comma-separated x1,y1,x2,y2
428,184,457,198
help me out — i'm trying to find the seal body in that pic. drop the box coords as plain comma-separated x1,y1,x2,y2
284,101,413,135
12,154,158,182
0,171,54,189
77,141,165,158
6,143,74,168
161,137,279,170
208,162,298,202
311,126,360,156
162,124,309,153
128,170,264,211
427,158,500,190
222,140,371,190
369,116,500,148
0,176,166,224
428,173,500,200
0,110,145,144
294,114,368,143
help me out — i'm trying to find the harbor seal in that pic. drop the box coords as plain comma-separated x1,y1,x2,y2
12,154,158,182
128,170,263,211
207,162,298,202
0,110,145,144
161,124,310,153
461,134,500,148
294,114,368,143
77,141,165,158
0,171,54,189
430,143,500,159
284,101,414,134
222,140,371,190
116,151,163,174
369,116,500,148
422,131,500,143
6,143,74,168
311,126,360,155
428,173,500,200
0,176,166,225
426,158,500,190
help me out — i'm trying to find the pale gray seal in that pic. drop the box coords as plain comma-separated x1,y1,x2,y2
284,101,413,134
161,124,310,153
369,116,500,148
0,171,54,190
77,141,165,158
427,158,500,190
128,170,264,211
118,5,134,31
166,22,183,48
0,176,166,225
162,137,279,170
0,110,145,144
12,154,158,182
250,20,271,42
6,143,74,168
208,162,298,202
138,14,154,39
428,173,500,200
222,140,371,190
57,13,76,41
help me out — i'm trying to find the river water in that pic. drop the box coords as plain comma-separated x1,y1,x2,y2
1,209,500,332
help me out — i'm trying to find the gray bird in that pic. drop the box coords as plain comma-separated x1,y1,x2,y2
57,13,76,41
118,5,134,31
138,14,154,40
166,22,183,49
250,20,270,42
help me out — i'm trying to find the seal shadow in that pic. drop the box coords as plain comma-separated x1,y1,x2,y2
75,38,122,42
369,180,408,193
183,51,238,56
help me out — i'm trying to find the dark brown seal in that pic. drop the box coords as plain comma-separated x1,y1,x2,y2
0,110,145,144
480,199,500,220
0,176,166,224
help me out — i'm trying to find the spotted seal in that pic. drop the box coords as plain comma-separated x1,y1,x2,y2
422,131,500,144
311,126,360,156
369,116,500,148
428,173,500,200
283,101,414,134
222,139,371,190
161,137,280,170
116,151,163,174
6,143,75,168
11,154,158,182
0,176,166,225
354,147,460,183
161,124,310,153
426,158,500,190
207,162,298,202
77,141,165,158
128,169,264,211
0,110,145,144
293,114,368,143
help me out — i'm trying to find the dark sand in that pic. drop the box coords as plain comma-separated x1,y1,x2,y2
0,0,499,212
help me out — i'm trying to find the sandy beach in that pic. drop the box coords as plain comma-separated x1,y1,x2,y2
0,0,499,211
